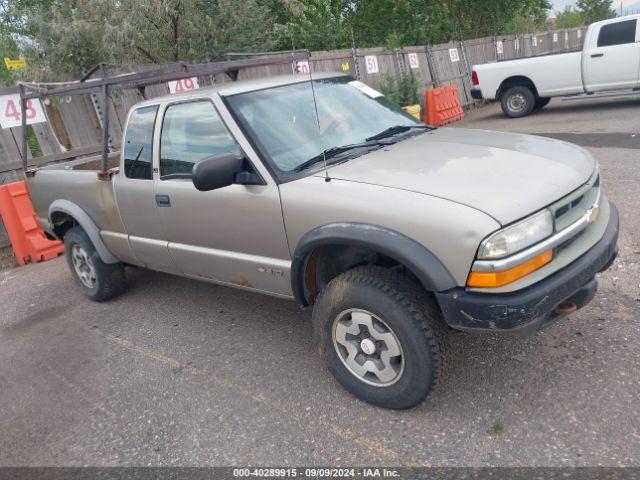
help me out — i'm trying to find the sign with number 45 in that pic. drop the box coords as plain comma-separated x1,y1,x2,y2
0,94,47,129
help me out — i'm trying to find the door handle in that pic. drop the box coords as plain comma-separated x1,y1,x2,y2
155,195,171,207
591,53,604,58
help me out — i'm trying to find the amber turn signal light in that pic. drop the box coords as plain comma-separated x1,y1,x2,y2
467,250,553,288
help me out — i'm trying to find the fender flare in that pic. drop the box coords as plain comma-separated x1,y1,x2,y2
290,222,458,306
496,75,538,99
48,199,119,264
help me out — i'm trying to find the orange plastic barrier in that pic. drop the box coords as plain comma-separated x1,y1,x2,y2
0,181,63,265
424,85,464,126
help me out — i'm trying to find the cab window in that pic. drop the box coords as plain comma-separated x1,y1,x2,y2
160,100,241,178
123,105,158,180
597,19,637,47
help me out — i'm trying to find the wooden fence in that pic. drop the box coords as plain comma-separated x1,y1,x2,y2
0,26,587,248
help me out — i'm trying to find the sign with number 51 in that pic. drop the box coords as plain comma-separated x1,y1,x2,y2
0,94,47,129
364,55,379,74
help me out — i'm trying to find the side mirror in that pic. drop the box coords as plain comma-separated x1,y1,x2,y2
192,153,245,191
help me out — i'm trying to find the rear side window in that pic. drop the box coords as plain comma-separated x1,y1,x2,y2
123,105,158,180
160,100,241,177
597,19,637,47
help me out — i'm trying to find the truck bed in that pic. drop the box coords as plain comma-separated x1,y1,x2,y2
25,152,125,237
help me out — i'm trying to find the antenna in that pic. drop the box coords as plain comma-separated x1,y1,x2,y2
290,30,330,183
305,49,331,182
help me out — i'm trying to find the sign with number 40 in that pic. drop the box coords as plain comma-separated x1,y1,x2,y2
0,94,47,129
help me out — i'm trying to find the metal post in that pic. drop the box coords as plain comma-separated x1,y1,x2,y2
100,64,111,176
394,48,406,78
425,44,439,88
19,84,28,171
459,39,475,106
350,26,360,80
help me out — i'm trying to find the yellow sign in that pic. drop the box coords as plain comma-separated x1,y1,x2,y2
3,56,26,71
341,62,350,72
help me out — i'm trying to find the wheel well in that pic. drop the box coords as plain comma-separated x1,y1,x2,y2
50,211,79,240
497,76,538,99
301,244,422,305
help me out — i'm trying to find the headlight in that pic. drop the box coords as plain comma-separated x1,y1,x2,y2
478,209,553,260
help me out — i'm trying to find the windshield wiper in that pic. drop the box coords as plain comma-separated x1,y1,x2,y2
293,140,386,173
366,124,434,141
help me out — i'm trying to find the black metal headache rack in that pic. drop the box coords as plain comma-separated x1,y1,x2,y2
17,51,309,177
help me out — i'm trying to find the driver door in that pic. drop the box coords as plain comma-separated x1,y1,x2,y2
153,97,291,296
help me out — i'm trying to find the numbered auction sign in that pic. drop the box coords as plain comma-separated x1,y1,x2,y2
496,41,504,55
532,35,538,47
295,60,310,74
364,55,379,74
168,77,200,94
449,48,460,63
408,53,420,69
0,94,46,129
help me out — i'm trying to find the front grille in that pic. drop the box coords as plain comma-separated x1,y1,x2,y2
550,171,600,233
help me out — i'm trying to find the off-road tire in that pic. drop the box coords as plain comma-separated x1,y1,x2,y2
64,226,126,302
312,266,448,409
501,85,535,118
534,96,551,110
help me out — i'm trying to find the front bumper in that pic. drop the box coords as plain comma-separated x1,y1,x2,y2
470,87,483,100
435,203,619,336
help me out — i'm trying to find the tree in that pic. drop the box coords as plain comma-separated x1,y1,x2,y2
2,0,277,79
276,0,349,51
576,0,616,25
347,0,451,47
1,0,570,81
555,7,584,28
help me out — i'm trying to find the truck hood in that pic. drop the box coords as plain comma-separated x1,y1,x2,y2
322,128,596,225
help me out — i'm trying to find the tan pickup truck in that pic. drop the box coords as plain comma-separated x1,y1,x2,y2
26,73,619,409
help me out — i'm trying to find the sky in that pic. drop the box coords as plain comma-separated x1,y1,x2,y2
550,0,627,16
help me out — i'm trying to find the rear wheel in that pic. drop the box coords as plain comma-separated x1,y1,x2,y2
501,85,535,118
312,266,447,409
534,96,551,110
64,226,126,302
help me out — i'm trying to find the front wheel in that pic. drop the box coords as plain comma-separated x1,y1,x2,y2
64,226,126,302
501,86,535,118
312,266,447,409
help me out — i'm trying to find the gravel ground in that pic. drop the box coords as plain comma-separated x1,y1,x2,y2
0,97,639,467
0,247,18,270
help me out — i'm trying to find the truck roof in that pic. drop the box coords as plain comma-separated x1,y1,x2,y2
135,71,350,107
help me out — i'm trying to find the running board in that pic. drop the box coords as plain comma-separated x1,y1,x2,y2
561,89,640,101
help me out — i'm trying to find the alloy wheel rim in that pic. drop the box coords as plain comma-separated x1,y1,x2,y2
332,309,404,387
71,244,97,289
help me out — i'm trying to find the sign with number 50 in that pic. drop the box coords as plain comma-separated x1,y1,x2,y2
0,94,47,129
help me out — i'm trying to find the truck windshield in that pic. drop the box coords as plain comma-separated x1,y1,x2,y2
225,77,422,173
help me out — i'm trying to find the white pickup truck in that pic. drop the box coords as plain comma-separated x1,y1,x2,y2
471,14,640,117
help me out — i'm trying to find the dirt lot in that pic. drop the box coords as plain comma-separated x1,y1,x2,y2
0,96,639,467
